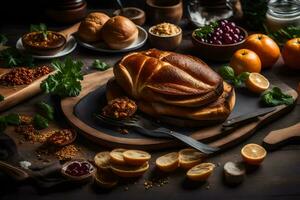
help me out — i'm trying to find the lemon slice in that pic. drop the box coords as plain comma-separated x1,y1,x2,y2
94,169,118,189
156,152,179,172
179,148,205,169
241,143,267,165
187,163,215,181
111,162,149,178
246,73,270,93
110,148,127,165
123,150,151,165
94,151,111,170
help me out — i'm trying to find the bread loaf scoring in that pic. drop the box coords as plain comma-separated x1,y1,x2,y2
114,49,224,107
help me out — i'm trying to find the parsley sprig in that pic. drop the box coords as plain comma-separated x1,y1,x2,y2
40,57,83,98
261,87,294,106
268,26,300,46
30,23,49,40
194,22,218,39
218,66,250,87
92,59,110,71
0,113,20,132
0,47,34,67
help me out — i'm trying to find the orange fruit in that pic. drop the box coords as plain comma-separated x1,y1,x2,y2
246,73,270,93
110,162,149,178
241,144,267,165
282,38,300,70
123,150,151,166
244,34,280,68
110,148,127,165
186,163,215,181
94,151,111,170
230,49,261,75
156,152,179,172
179,148,205,169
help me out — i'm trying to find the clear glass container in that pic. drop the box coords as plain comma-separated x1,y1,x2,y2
266,0,300,31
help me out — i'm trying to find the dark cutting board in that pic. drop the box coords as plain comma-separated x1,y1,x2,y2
60,69,298,150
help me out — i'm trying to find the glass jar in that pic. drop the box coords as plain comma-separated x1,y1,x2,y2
266,0,300,32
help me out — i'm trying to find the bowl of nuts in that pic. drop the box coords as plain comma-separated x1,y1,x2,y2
148,22,182,51
192,20,248,61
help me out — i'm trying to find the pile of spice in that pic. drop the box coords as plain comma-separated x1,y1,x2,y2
102,97,137,119
150,23,180,36
47,129,75,146
55,145,80,161
0,66,52,86
143,176,169,190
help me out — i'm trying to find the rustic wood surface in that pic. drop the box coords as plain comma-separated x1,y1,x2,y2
0,10,300,200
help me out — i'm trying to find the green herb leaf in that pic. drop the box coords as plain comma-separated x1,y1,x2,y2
218,66,249,87
0,116,7,132
30,23,48,40
40,57,83,97
92,59,110,71
0,94,4,101
268,26,300,46
0,34,8,45
195,21,218,39
261,87,294,106
33,114,49,130
0,47,34,67
37,101,54,120
5,113,20,125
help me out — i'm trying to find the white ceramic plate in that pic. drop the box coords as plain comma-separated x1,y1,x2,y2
77,26,148,53
16,36,77,59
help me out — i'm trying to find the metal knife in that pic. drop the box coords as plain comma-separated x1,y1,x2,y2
223,107,276,127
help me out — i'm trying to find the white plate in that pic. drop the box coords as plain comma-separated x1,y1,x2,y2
77,26,148,53
16,36,77,59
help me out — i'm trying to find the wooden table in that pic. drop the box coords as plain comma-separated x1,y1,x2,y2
0,11,300,200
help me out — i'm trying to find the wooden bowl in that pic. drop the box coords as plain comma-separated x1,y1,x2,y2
113,7,146,26
148,25,182,51
191,26,248,62
146,0,183,24
61,160,96,182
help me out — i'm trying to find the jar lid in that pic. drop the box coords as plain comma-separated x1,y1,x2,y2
268,0,300,18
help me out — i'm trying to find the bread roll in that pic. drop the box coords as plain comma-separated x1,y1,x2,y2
78,12,110,43
113,49,223,107
101,16,138,50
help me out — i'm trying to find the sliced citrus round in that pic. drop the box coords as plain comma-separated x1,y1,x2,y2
241,143,267,165
123,150,151,165
94,151,111,170
246,73,270,93
187,163,215,181
156,152,179,172
179,148,205,169
110,148,127,165
110,162,149,178
94,169,118,189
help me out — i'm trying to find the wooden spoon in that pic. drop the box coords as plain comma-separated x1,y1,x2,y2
22,23,80,56
0,161,29,181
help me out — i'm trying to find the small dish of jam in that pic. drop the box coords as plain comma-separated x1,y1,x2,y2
61,160,96,182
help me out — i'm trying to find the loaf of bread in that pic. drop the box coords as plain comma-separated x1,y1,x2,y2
78,12,110,43
101,16,138,50
114,49,224,107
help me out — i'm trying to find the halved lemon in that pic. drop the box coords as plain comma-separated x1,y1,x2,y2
156,152,179,172
241,143,267,165
246,73,270,93
111,162,149,178
123,150,151,165
94,169,118,189
110,148,127,165
179,148,205,169
187,163,215,181
94,151,111,170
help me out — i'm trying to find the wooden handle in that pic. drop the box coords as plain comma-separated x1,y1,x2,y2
263,122,300,149
0,161,29,181
59,22,80,39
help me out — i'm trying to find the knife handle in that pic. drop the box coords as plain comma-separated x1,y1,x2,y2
0,161,29,181
263,122,300,150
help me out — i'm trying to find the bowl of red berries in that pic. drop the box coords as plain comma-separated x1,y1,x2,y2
192,20,248,62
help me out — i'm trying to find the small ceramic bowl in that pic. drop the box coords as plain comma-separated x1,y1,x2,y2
148,25,182,51
61,160,96,182
113,7,146,26
191,26,248,62
146,0,183,24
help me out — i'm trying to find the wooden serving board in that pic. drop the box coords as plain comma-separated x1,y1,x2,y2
0,68,53,112
61,69,298,150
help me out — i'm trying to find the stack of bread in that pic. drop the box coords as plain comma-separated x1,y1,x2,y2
78,12,138,49
106,49,235,127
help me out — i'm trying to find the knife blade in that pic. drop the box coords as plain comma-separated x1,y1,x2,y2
223,107,276,127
